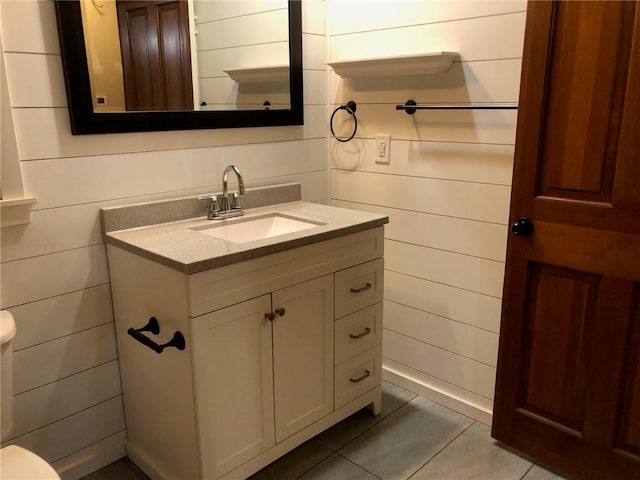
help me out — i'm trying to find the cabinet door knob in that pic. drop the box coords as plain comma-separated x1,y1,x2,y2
275,307,286,317
264,312,276,321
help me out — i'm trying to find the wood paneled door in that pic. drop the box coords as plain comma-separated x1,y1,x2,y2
492,2,640,479
116,0,193,111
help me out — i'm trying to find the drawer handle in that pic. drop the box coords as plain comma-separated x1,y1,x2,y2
350,282,372,294
349,369,371,384
349,327,372,340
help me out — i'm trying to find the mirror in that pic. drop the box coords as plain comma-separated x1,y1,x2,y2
54,0,303,134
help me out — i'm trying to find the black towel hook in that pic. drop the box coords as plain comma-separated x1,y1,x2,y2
330,100,358,142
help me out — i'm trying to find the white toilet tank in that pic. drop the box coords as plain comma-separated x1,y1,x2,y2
0,310,16,440
0,311,61,480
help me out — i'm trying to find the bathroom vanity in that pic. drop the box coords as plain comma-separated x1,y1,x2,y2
102,185,387,480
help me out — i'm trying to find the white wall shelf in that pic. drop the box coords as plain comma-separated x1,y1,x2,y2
327,52,459,78
224,65,290,83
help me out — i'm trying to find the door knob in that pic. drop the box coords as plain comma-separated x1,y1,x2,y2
511,217,534,236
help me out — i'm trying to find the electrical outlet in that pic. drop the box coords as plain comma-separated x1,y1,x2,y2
375,133,391,164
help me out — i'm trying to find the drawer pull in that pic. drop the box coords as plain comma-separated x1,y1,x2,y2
349,327,372,340
349,369,371,384
350,282,372,294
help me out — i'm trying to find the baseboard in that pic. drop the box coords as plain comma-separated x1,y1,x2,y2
382,364,493,425
53,431,126,480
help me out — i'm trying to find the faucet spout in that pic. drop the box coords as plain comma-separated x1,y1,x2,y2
222,165,245,197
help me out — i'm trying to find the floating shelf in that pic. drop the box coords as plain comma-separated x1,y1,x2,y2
224,65,290,83
327,52,459,78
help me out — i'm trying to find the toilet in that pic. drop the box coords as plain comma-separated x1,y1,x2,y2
1,310,60,479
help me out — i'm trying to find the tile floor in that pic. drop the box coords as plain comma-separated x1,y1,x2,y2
82,381,572,480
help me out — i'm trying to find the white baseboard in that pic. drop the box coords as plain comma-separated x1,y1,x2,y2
53,431,126,480
382,364,494,425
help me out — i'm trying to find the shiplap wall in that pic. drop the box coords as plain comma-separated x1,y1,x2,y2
0,1,326,478
327,0,526,422
195,0,292,109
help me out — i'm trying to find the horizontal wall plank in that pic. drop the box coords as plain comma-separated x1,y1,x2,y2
330,12,526,63
329,103,517,144
21,139,326,210
0,204,103,262
385,270,502,333
331,170,511,224
303,33,326,71
331,138,514,185
197,10,288,51
52,430,126,480
197,42,290,78
328,0,526,35
0,0,60,54
7,396,125,464
383,358,493,419
4,52,66,108
194,0,287,23
384,300,498,366
13,323,118,395
8,284,113,350
10,361,121,439
385,240,505,298
302,0,326,35
11,105,325,161
330,201,508,262
383,330,496,399
0,245,109,309
330,59,522,105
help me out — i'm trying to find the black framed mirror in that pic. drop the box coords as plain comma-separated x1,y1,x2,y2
54,0,303,134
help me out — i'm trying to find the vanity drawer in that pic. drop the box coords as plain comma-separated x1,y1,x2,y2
335,345,382,409
335,303,382,365
334,258,384,319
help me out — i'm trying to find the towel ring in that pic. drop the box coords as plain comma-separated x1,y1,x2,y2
330,101,358,143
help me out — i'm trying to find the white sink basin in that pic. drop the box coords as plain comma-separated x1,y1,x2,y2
191,213,324,243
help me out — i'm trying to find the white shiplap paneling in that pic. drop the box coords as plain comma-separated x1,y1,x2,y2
13,323,118,395
1,2,329,476
330,200,508,262
10,361,122,439
326,0,524,418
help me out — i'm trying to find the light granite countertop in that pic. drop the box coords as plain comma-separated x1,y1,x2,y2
104,200,388,274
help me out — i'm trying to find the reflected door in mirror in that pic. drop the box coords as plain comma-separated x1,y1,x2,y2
117,0,193,111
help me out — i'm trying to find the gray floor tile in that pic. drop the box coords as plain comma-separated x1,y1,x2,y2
338,396,473,480
80,459,145,480
249,439,333,480
522,464,573,480
316,381,417,451
411,422,533,480
298,453,379,480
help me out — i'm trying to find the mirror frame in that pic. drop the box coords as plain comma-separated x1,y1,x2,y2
54,0,303,135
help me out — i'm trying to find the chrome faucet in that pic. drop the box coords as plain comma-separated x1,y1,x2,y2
206,165,245,219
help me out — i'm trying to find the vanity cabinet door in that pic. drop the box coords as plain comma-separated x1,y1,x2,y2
272,275,334,443
191,295,275,479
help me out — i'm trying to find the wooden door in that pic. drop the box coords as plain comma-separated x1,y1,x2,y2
116,0,193,111
492,2,640,479
191,295,275,479
272,275,334,443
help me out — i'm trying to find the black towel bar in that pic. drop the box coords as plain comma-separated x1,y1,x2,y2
127,317,186,354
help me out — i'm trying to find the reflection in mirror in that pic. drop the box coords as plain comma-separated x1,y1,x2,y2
54,0,302,134
79,0,291,113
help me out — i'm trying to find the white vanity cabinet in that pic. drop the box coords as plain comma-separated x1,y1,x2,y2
192,275,334,478
106,225,384,480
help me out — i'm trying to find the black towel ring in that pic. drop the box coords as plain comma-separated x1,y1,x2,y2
330,101,358,142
